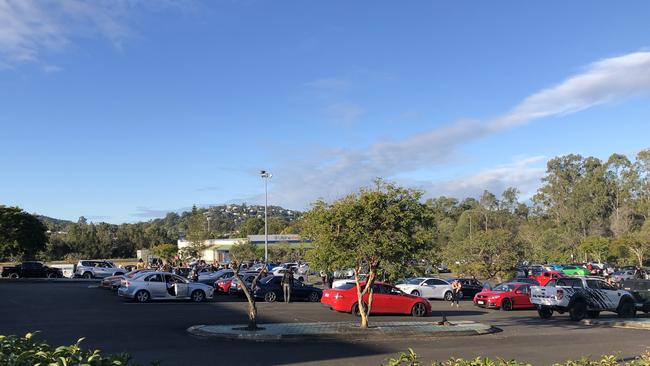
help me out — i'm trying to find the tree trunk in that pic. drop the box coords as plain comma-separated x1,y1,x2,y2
354,265,376,329
247,299,257,330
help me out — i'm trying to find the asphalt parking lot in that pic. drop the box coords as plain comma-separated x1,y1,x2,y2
1,281,649,366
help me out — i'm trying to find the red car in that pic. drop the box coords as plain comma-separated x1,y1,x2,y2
473,282,535,311
531,270,564,286
215,278,234,293
321,282,431,317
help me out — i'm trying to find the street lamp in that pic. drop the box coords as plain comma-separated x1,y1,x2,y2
260,170,272,263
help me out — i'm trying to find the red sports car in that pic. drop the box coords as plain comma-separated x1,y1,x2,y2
531,270,564,286
321,282,431,317
215,278,234,293
473,282,535,311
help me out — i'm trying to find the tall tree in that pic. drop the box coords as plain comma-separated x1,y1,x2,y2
303,180,434,328
0,206,48,260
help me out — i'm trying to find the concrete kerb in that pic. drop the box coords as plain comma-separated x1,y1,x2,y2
187,321,501,342
582,318,650,330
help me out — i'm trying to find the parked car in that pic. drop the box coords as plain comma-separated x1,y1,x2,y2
118,271,214,302
530,276,637,320
449,278,484,299
75,260,125,279
271,267,306,282
544,264,564,271
396,277,455,300
215,277,234,293
611,270,636,283
322,282,431,317
560,265,590,276
101,269,153,289
331,274,367,289
253,275,322,302
473,282,535,311
530,271,564,286
1,261,63,278
229,272,262,296
197,269,234,286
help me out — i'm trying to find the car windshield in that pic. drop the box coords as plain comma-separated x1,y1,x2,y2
337,284,356,290
492,284,516,292
259,275,276,284
405,278,424,285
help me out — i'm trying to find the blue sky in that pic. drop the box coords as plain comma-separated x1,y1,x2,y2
1,1,650,223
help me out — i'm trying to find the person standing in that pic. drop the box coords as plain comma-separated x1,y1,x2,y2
282,269,293,303
451,279,462,308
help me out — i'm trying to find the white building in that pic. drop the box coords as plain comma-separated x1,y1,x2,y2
177,234,308,263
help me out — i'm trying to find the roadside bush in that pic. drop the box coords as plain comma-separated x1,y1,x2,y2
0,332,154,366
384,349,650,366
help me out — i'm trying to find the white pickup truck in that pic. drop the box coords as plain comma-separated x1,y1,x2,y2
530,276,637,321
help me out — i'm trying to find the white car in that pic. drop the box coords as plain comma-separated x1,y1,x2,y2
118,271,214,303
396,277,455,301
271,267,306,282
331,274,367,289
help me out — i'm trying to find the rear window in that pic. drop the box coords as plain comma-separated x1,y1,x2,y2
557,278,583,288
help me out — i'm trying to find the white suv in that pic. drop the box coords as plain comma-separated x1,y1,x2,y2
75,260,125,279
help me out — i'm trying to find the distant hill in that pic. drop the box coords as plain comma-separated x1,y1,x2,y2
35,215,74,231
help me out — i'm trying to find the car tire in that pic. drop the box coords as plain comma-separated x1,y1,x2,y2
264,291,277,303
83,272,93,279
457,291,464,300
191,290,205,303
411,302,427,317
307,292,320,302
351,303,366,317
134,290,150,303
9,273,19,279
444,291,453,301
411,290,421,296
587,310,600,318
538,307,553,319
569,300,587,321
617,300,636,318
501,298,513,311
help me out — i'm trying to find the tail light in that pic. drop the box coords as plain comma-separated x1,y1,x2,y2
556,289,563,300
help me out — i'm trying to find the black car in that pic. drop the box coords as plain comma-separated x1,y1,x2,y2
253,275,322,303
1,261,63,278
450,278,483,299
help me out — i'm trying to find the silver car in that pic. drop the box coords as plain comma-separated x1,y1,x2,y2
76,260,126,279
118,271,214,302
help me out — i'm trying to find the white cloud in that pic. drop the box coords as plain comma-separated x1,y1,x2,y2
326,102,366,124
270,51,650,208
0,0,191,67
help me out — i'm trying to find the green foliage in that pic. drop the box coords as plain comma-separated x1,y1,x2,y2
383,349,650,366
229,240,262,261
0,332,158,366
150,243,178,261
579,236,611,263
0,206,47,260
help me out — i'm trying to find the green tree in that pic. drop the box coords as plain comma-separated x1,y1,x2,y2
0,206,48,260
238,217,265,237
229,240,260,261
303,180,434,328
151,243,178,262
579,236,611,263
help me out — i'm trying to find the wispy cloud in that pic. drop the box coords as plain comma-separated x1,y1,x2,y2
269,51,650,208
0,0,190,67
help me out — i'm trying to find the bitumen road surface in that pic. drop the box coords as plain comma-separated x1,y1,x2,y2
1,281,649,365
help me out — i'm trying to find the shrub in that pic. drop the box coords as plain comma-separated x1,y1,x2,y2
0,332,154,366
384,349,650,366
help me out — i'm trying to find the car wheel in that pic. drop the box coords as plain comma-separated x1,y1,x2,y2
457,291,464,300
538,307,553,319
264,291,277,303
307,292,320,302
83,272,93,279
46,272,56,279
501,298,513,311
351,303,366,317
191,290,205,303
411,302,427,317
569,300,587,321
444,291,453,301
9,273,19,279
135,290,150,303
587,311,600,319
618,300,636,318
411,290,421,296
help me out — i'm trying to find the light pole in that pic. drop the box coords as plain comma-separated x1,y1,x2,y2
260,170,272,263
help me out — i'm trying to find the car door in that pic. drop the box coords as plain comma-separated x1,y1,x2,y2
291,280,308,300
513,285,532,308
171,275,189,298
428,279,448,299
144,274,166,299
420,279,436,298
585,279,613,309
368,284,389,313
597,280,622,310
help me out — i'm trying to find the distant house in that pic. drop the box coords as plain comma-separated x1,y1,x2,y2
177,234,310,263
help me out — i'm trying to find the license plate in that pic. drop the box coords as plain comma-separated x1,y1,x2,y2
477,300,484,305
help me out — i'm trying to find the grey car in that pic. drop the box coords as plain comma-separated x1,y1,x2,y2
76,260,126,279
118,271,214,303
